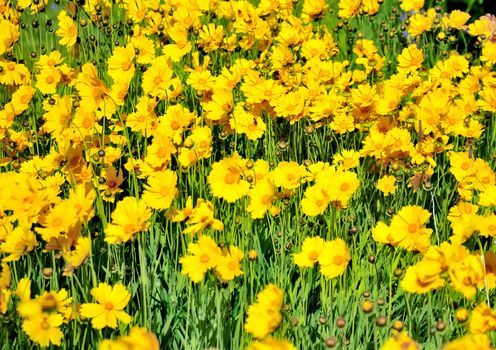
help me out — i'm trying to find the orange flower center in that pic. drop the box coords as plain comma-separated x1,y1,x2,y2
171,120,180,130
333,255,344,265
104,302,114,310
461,162,471,170
121,62,131,71
20,95,30,104
261,194,273,205
228,261,238,270
200,254,210,263
308,251,318,261
123,223,134,234
156,147,168,158
46,76,55,84
52,217,63,227
340,183,350,192
160,187,170,197
224,172,237,185
40,320,50,330
408,223,417,233
222,103,231,112
489,224,496,232
7,63,15,71
153,76,162,84
82,117,93,128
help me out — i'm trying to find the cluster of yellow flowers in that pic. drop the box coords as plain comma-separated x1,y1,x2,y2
179,235,244,283
4,276,158,348
293,236,351,279
0,0,495,347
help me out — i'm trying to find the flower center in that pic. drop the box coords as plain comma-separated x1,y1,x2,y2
41,320,50,330
52,217,63,227
156,147,168,158
224,172,237,185
333,255,344,265
308,251,318,261
104,302,114,310
171,120,180,130
340,183,350,192
200,254,210,263
228,261,238,270
159,187,170,197
408,223,417,233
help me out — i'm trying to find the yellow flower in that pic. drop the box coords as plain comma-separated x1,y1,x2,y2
468,303,496,334
105,197,152,244
380,331,420,350
247,179,276,219
246,337,297,350
400,261,445,294
107,45,135,81
301,184,331,216
320,170,360,209
445,10,471,30
99,326,160,350
36,201,78,242
449,255,484,299
230,104,266,140
208,153,250,203
332,150,361,171
377,175,397,196
270,161,307,190
0,225,37,262
22,312,64,347
408,10,436,37
62,236,91,276
203,88,234,122
397,45,424,74
145,133,176,168
389,205,432,253
372,222,397,246
318,238,350,279
400,0,424,12
142,170,178,210
444,333,492,350
36,67,61,95
0,19,20,55
182,199,224,235
245,284,283,339
80,283,132,329
338,0,361,19
215,246,244,282
293,236,325,268
481,41,496,66
179,235,222,283
56,11,78,47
